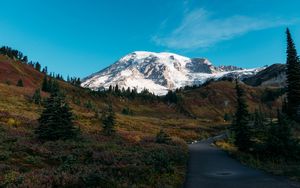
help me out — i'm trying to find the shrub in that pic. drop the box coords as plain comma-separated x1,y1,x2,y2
0,151,11,161
7,118,21,127
32,89,42,105
155,129,171,144
16,79,24,87
101,104,116,136
122,107,133,115
144,149,173,173
80,172,111,188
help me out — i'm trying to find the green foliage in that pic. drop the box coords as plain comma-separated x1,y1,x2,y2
16,79,23,87
72,96,81,106
286,28,300,122
261,88,284,104
224,113,232,122
265,112,300,159
41,76,59,93
144,149,173,173
0,46,25,61
80,173,111,188
232,80,252,151
34,62,41,72
67,76,81,87
121,107,133,115
35,87,79,141
164,90,178,104
32,89,42,105
84,100,93,110
155,129,171,144
101,104,116,136
93,85,159,102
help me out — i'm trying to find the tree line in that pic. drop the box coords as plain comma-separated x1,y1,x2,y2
231,28,300,160
0,45,81,87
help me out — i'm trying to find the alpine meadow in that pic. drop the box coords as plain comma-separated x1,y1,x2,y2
0,1,300,188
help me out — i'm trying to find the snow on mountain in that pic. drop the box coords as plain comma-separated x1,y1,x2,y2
82,51,264,95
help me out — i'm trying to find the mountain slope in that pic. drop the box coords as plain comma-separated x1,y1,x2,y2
82,51,263,95
0,55,43,88
243,64,286,87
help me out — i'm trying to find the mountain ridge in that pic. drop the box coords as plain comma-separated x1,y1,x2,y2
82,51,264,95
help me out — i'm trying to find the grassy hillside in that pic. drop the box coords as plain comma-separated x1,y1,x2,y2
0,54,285,187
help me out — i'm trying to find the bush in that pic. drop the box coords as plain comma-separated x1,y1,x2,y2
155,129,171,144
16,79,24,87
80,173,111,188
122,107,133,115
144,149,173,173
7,118,21,127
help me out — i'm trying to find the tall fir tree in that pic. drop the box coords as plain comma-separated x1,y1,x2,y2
35,86,78,141
101,104,116,136
285,28,300,122
232,80,252,151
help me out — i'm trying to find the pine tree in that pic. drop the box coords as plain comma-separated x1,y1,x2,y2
35,88,78,141
232,80,252,151
165,90,177,104
101,104,116,136
35,62,41,72
41,75,49,92
16,79,24,87
22,56,28,63
32,88,42,105
285,28,300,122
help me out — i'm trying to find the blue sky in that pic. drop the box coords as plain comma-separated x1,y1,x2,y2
0,0,300,78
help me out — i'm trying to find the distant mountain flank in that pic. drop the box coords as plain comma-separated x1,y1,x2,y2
243,64,286,87
81,51,264,95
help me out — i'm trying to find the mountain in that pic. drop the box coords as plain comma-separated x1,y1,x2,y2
243,64,286,87
82,51,264,95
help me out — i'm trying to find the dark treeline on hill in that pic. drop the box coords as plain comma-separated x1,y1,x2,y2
0,46,28,62
0,45,82,87
87,84,160,102
230,28,300,162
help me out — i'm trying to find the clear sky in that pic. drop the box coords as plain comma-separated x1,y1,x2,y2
0,0,300,78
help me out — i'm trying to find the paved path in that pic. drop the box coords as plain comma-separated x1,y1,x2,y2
184,139,300,188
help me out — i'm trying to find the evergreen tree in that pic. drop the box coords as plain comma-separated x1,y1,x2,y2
108,85,112,93
232,80,252,151
35,88,78,141
32,89,42,105
41,75,49,92
165,90,177,104
35,62,41,72
266,110,299,158
101,104,116,136
285,28,300,122
16,79,24,87
22,56,28,63
42,66,48,74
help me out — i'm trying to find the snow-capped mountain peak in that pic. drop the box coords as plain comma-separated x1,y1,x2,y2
82,51,263,95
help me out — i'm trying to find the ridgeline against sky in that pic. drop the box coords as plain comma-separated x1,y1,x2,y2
0,0,299,78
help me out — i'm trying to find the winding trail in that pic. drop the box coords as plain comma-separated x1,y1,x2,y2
184,139,300,188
